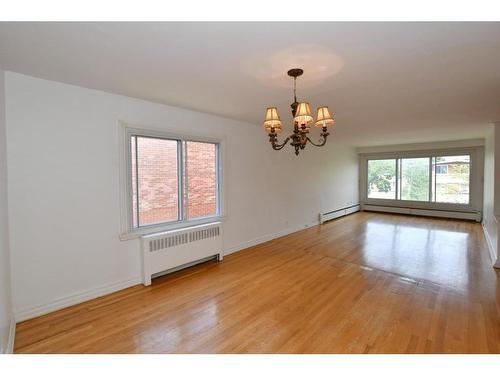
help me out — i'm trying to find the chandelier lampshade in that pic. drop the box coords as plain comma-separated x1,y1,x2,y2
315,106,335,127
264,124,282,133
263,107,282,133
294,102,313,127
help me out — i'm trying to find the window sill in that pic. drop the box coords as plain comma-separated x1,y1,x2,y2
119,215,226,241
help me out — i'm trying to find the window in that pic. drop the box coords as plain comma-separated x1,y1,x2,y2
432,155,470,204
367,159,396,199
400,157,430,201
129,134,220,230
131,136,179,227
184,141,218,219
364,153,472,206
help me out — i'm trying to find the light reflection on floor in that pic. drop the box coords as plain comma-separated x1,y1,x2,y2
137,298,219,351
360,220,470,289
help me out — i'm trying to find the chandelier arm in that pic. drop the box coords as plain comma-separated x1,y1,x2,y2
306,132,329,147
271,136,291,150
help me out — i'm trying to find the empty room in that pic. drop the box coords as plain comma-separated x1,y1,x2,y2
1,4,500,367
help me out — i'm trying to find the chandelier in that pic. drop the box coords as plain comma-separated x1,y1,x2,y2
263,68,335,155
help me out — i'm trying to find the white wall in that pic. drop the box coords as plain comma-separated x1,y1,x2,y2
495,123,500,219
493,123,500,266
483,123,499,267
5,72,359,320
0,67,13,352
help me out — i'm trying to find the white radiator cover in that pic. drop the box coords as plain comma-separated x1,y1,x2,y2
319,204,360,224
141,221,223,286
363,205,481,221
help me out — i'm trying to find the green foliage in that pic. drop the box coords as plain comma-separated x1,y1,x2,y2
401,159,429,201
368,160,395,193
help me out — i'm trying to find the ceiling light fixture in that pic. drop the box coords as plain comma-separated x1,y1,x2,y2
263,68,335,155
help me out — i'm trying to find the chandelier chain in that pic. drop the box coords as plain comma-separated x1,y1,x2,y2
293,76,297,103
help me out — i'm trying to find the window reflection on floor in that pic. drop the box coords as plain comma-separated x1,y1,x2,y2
137,298,219,352
361,220,470,289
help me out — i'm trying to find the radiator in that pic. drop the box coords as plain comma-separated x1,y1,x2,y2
141,222,223,286
319,204,360,224
363,205,481,222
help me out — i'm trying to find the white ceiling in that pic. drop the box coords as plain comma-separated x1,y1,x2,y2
0,22,499,145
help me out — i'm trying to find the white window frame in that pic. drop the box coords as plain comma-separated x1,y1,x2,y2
359,146,484,214
119,122,226,240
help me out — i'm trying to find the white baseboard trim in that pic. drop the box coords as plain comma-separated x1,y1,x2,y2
6,314,15,354
224,220,320,256
481,223,500,267
14,276,142,323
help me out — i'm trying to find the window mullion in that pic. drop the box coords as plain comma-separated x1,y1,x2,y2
428,157,433,202
135,136,140,227
215,144,219,216
177,139,185,222
395,158,399,200
432,157,436,202
184,141,188,220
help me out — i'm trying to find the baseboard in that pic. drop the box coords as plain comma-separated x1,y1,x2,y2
14,276,142,323
6,314,15,354
481,223,500,267
223,220,320,256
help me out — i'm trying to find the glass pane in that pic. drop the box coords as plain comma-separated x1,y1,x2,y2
433,155,470,204
401,157,430,201
185,141,217,219
367,159,396,199
136,137,179,226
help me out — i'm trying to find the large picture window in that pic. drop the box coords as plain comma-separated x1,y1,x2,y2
367,159,396,199
129,134,220,230
432,155,470,204
400,157,430,202
363,153,472,206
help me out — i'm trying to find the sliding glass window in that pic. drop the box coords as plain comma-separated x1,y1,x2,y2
367,159,397,199
130,135,220,230
364,153,471,205
400,157,430,202
431,155,470,204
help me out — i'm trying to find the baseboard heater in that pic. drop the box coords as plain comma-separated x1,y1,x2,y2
141,222,223,286
363,204,481,222
319,204,360,224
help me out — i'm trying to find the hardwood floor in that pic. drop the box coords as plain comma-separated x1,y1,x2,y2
14,212,500,353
